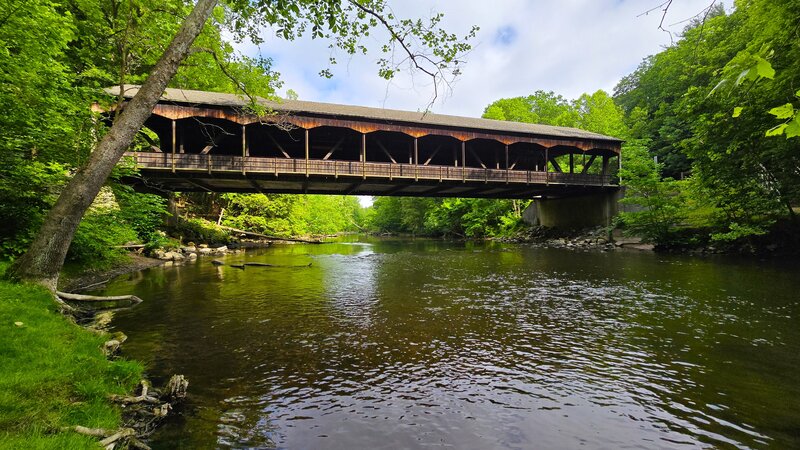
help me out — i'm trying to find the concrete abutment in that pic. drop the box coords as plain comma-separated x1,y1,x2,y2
522,188,624,229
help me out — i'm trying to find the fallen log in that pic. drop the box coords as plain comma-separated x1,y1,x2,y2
212,262,312,268
56,291,143,304
242,262,312,268
219,225,323,244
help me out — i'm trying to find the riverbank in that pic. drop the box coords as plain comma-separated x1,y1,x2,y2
498,226,655,252
0,268,144,448
501,221,800,257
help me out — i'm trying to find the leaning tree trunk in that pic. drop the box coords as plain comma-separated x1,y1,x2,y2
9,0,219,291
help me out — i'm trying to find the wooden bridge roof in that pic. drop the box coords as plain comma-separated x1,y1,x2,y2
109,85,622,153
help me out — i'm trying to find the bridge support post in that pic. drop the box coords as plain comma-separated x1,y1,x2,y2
171,120,176,173
522,189,623,229
461,141,466,182
505,144,509,184
545,147,549,185
242,125,248,175
305,129,309,177
361,133,366,179
414,138,419,181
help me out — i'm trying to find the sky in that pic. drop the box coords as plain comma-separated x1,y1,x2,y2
236,0,721,206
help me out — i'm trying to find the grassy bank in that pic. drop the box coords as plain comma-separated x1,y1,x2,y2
0,266,143,449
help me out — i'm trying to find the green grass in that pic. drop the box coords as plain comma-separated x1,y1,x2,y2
0,264,143,449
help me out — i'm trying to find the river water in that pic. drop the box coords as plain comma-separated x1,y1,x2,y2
100,238,800,449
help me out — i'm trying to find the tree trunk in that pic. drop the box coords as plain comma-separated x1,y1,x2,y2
8,0,219,291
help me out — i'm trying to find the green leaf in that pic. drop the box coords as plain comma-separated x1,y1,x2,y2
732,107,743,118
785,117,800,139
735,68,751,86
796,89,800,98
765,123,788,137
768,103,795,119
754,56,775,79
708,78,728,97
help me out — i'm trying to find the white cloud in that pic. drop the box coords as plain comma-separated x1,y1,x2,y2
238,0,722,117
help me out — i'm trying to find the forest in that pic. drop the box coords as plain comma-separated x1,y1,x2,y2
1,0,799,274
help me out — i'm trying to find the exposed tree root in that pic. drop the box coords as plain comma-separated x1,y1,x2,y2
64,375,189,448
56,291,143,304
62,425,150,450
110,380,160,404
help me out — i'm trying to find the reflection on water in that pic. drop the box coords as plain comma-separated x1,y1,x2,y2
101,237,800,449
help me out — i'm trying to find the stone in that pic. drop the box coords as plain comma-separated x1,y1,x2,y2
198,247,213,255
182,246,197,253
187,252,198,259
198,244,209,249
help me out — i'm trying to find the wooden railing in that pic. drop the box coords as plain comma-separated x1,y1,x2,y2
124,152,613,186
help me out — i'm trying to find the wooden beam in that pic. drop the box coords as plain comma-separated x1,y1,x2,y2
569,153,574,174
581,154,597,174
422,184,456,196
304,128,309,177
171,120,176,173
199,145,213,155
361,133,366,179
186,179,214,192
376,140,397,164
345,181,362,195
242,125,247,175
505,144,509,183
548,156,563,173
423,144,443,166
384,182,414,195
461,141,466,182
414,138,419,181
267,133,291,158
467,147,486,169
322,137,346,160
248,179,263,193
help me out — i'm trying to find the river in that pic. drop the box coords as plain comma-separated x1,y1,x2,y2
99,238,800,449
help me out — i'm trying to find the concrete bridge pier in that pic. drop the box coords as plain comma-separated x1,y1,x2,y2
522,188,623,229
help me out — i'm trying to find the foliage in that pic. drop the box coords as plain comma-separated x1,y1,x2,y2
483,91,575,125
67,208,138,269
367,196,526,238
614,0,800,243
0,277,143,447
172,217,232,245
219,193,364,237
615,142,687,243
112,185,168,241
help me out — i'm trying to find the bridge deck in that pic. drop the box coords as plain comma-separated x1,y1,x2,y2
125,152,615,198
